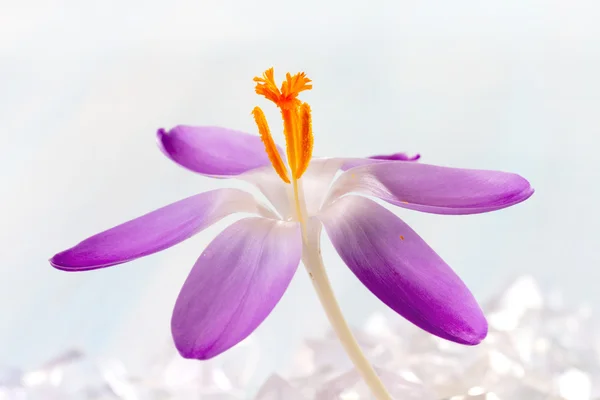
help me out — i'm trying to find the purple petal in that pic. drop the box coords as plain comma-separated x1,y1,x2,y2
157,126,284,177
328,161,534,215
341,153,421,171
369,152,421,162
172,217,301,359
319,195,487,345
50,189,263,271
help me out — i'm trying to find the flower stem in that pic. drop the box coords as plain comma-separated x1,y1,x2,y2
292,179,393,400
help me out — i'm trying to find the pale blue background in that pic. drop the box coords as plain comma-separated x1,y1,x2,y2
1,0,599,390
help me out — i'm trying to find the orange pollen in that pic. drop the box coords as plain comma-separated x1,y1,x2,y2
253,67,314,182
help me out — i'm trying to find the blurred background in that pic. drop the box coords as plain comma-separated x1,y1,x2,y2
1,0,599,396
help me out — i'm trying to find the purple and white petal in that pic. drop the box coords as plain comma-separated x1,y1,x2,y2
241,165,295,220
50,189,265,271
327,161,533,215
172,217,302,359
157,126,285,177
319,195,487,345
300,158,349,214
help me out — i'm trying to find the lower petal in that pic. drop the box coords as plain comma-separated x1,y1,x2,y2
172,217,302,359
319,195,487,345
50,189,264,271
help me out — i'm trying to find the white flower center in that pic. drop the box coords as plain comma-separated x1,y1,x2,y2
242,158,345,221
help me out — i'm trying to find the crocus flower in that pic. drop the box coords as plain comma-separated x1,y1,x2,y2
51,68,533,399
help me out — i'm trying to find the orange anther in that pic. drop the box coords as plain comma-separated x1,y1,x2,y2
252,107,290,183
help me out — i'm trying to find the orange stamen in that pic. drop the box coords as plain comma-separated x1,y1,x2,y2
252,107,290,183
253,68,314,182
295,102,313,178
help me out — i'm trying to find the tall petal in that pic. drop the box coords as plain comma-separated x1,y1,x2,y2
319,195,487,345
172,217,302,359
50,189,267,271
327,161,533,215
157,126,285,177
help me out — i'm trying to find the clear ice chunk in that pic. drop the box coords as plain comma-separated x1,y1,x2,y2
315,367,436,400
8,276,600,399
254,374,307,400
